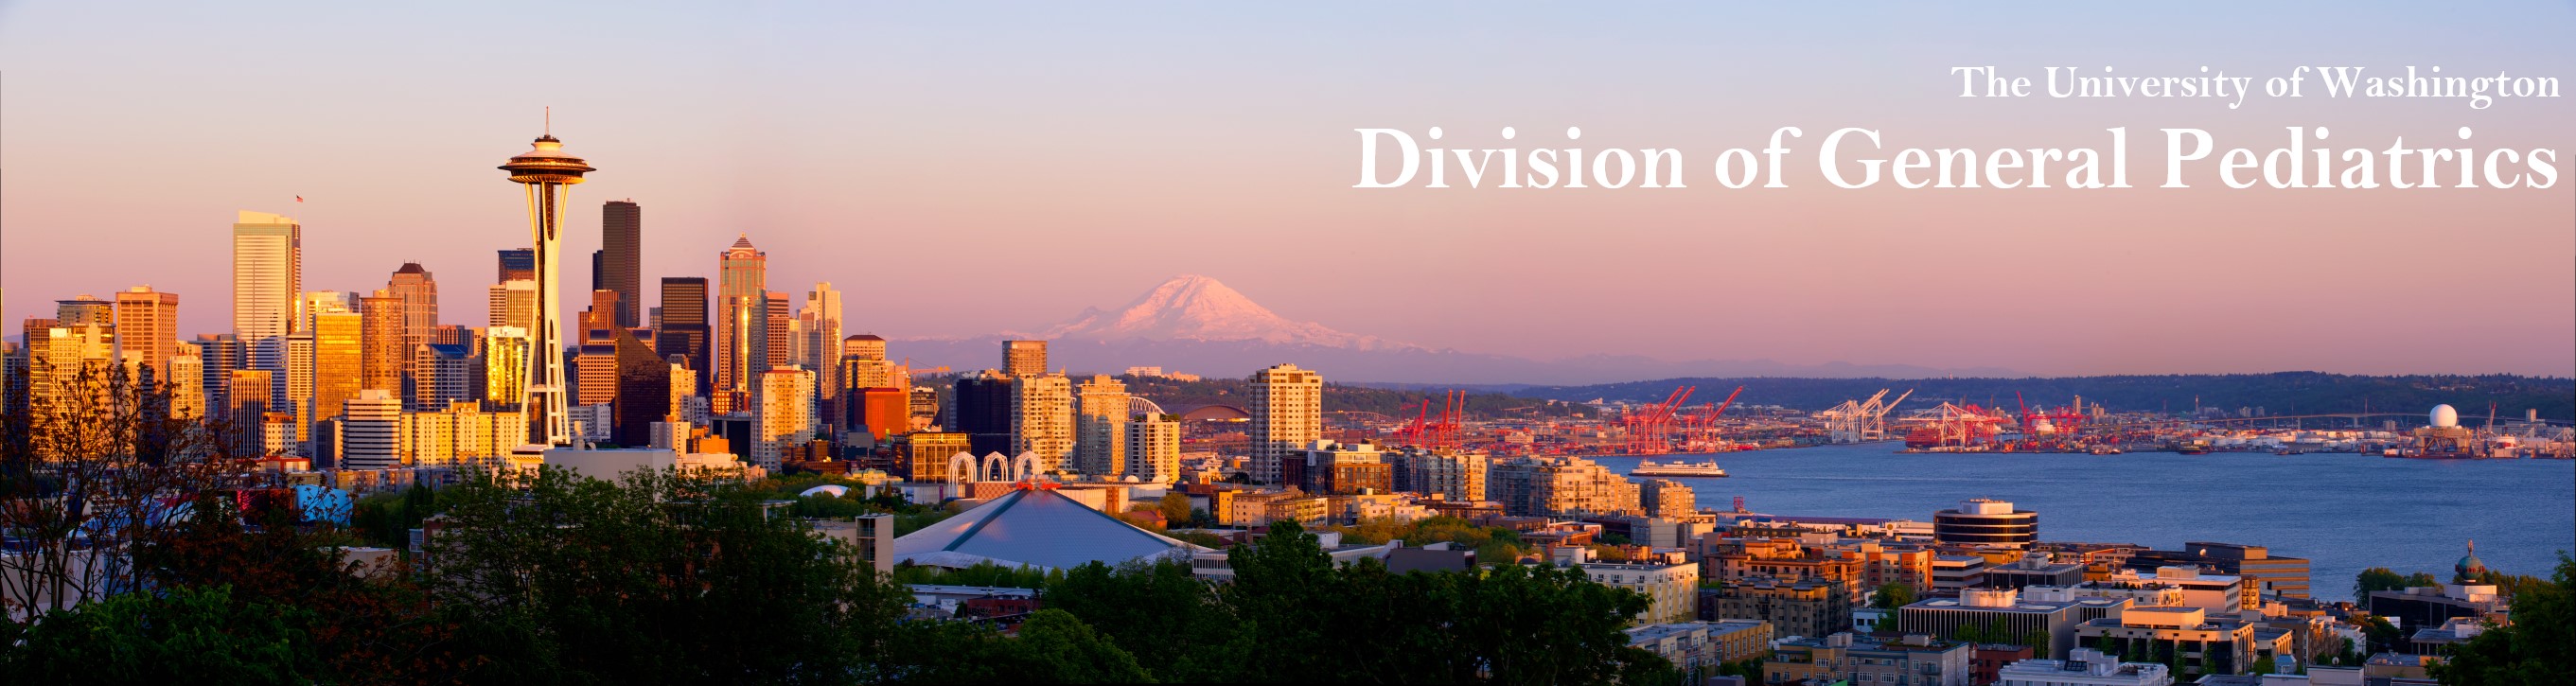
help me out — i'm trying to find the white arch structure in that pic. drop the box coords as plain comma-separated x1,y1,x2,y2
1127,396,1168,418
946,450,1046,484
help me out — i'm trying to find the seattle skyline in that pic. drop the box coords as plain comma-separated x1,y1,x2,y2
4,3,2571,378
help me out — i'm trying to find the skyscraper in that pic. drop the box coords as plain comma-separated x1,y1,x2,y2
658,276,710,396
764,291,791,378
1249,363,1323,484
601,201,643,328
610,327,670,449
499,127,594,447
1074,375,1130,477
496,248,536,283
487,279,536,332
360,290,404,393
1002,340,1048,378
481,326,530,409
798,282,842,399
309,311,362,431
231,211,302,343
189,334,244,413
953,372,1015,456
283,332,315,442
1125,413,1181,484
387,263,440,378
715,237,766,413
225,369,273,455
1011,374,1075,475
112,286,180,385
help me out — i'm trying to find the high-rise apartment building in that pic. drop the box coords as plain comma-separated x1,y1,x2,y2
413,343,473,412
1074,375,1129,477
1011,374,1075,474
167,346,205,420
1001,340,1048,378
112,286,180,385
1248,363,1323,483
600,201,642,328
359,290,405,393
1124,413,1181,483
715,237,767,411
657,276,710,395
309,311,363,430
339,389,403,470
754,367,815,469
231,211,302,343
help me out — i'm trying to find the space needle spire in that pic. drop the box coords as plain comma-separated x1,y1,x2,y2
499,113,595,447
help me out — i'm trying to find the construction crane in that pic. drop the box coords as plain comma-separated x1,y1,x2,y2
1623,386,1694,455
1820,389,1911,443
1682,386,1746,452
1394,390,1468,450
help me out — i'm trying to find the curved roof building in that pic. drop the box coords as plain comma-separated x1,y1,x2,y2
891,484,1203,572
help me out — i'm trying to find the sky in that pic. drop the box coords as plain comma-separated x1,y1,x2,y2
3,2,2571,378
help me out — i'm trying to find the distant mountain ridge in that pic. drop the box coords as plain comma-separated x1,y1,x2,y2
895,274,2016,384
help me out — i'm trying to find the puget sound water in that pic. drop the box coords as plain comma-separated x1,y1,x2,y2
1585,443,2576,602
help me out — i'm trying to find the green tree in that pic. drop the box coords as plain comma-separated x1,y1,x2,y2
1044,560,1247,682
1157,492,1192,526
2430,553,2575,685
425,466,910,684
2355,567,2410,599
1873,582,1915,608
1001,609,1155,683
0,585,325,684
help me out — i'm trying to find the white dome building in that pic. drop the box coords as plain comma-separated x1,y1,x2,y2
2430,404,2460,428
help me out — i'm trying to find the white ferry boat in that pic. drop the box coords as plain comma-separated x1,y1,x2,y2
1631,459,1727,478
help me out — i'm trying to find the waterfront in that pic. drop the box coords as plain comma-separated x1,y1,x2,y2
1589,443,2576,602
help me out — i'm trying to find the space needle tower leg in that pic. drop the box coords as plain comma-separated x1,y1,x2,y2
499,117,595,448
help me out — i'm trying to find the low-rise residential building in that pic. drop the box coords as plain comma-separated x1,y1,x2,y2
1972,643,2036,685
1765,632,1971,686
1583,560,1701,624
1700,575,1851,641
1993,647,2174,686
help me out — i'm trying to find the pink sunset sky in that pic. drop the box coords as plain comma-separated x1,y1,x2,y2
2,3,2570,377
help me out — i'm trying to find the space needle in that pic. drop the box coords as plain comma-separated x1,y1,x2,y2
499,114,594,447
